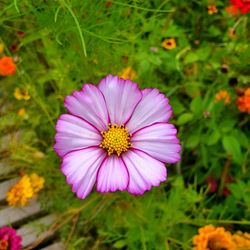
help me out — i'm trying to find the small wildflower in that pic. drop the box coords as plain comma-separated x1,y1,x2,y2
6,175,33,206
17,108,26,117
14,88,31,101
221,64,229,74
6,174,44,206
226,5,239,15
236,88,250,114
161,38,176,50
230,0,250,13
0,56,16,76
30,173,45,193
222,187,231,197
0,226,22,250
119,67,137,80
206,176,218,193
9,44,19,53
208,5,218,14
215,90,231,105
16,31,25,39
232,231,250,248
193,225,235,250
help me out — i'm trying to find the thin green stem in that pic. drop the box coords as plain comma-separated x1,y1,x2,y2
13,0,20,13
61,1,87,57
112,1,174,13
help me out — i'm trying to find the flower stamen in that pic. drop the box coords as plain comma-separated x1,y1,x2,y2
100,124,132,156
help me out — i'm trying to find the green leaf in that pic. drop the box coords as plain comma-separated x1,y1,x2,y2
222,135,243,164
113,240,127,248
184,52,199,64
219,119,236,133
206,130,220,146
170,98,186,115
232,129,249,149
190,96,203,116
177,113,194,125
186,133,200,148
201,144,208,168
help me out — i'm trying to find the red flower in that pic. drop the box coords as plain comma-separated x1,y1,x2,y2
0,227,22,250
230,0,250,13
236,88,250,114
222,187,231,197
0,57,16,76
206,176,218,193
16,31,25,39
226,5,239,15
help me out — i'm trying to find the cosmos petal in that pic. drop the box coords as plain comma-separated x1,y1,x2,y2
64,84,109,131
97,155,129,192
98,75,142,125
122,149,167,195
126,88,172,134
54,114,102,157
61,147,106,199
131,123,181,163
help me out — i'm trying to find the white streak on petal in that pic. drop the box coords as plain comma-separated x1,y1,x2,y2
97,155,129,192
54,114,102,157
122,149,167,195
126,89,172,134
131,123,181,163
64,84,109,131
61,147,106,199
98,75,142,125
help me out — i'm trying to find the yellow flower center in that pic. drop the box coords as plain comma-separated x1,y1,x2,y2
100,124,131,156
0,239,8,250
161,38,176,50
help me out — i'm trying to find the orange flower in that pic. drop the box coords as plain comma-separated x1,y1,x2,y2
215,90,231,104
6,173,45,206
17,108,26,116
29,173,45,193
236,88,250,114
6,175,34,206
193,225,235,250
208,5,218,14
161,38,176,50
0,56,16,76
226,5,239,15
232,231,250,249
119,67,137,80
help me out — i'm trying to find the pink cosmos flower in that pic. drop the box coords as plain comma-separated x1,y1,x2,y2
0,227,22,250
54,75,181,199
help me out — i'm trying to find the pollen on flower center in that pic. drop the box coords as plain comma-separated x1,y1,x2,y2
100,124,132,156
